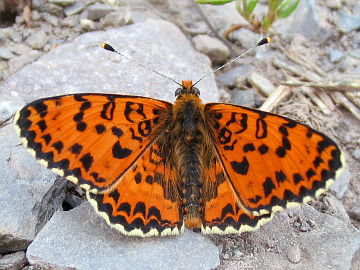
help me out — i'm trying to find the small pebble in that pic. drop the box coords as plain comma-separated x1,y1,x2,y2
0,251,28,270
0,47,15,60
232,249,244,260
247,72,276,96
192,34,229,64
25,30,48,50
352,147,360,161
287,245,301,263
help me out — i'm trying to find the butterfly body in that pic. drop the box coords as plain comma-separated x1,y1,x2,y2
14,80,344,237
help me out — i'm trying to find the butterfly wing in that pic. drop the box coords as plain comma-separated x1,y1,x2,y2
14,94,172,193
201,157,273,234
204,103,345,216
87,142,183,236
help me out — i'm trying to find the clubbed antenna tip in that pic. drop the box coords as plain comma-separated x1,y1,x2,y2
257,37,271,47
101,43,115,52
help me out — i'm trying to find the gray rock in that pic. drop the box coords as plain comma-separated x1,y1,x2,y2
0,251,28,270
352,147,360,160
39,3,64,16
231,28,260,49
330,166,351,199
32,0,47,9
80,18,96,30
64,0,92,16
327,0,341,9
10,32,23,43
352,247,360,270
31,10,41,21
101,10,130,28
27,203,220,270
0,124,66,253
25,30,48,50
337,10,360,33
230,89,255,107
286,245,301,263
43,13,60,26
61,15,80,27
274,0,330,40
0,20,218,105
329,49,344,63
0,47,15,60
83,3,116,21
223,205,360,269
350,48,360,59
49,0,76,7
217,65,254,88
192,35,229,64
8,50,42,74
247,72,275,96
349,207,360,221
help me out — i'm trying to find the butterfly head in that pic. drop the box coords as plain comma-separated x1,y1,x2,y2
175,80,200,98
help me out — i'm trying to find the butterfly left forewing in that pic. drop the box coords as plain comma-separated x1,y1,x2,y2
14,94,172,193
204,103,345,216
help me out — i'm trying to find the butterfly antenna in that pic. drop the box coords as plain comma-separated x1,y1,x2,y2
192,37,271,88
101,43,183,87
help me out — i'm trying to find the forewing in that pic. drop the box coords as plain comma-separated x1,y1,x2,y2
204,103,344,215
14,94,172,193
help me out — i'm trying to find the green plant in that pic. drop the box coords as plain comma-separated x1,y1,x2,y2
195,0,301,33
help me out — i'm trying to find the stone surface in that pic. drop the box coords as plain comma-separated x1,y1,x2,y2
247,72,275,96
216,65,254,88
61,15,80,27
25,30,48,50
83,3,116,21
64,0,92,16
0,47,15,60
101,10,130,28
337,10,360,33
220,205,360,270
27,203,220,270
7,50,42,74
0,251,28,270
230,89,255,107
49,0,75,7
330,166,351,199
0,124,66,253
192,35,229,64
0,20,218,112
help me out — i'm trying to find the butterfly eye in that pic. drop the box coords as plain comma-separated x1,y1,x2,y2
175,88,182,97
192,87,200,96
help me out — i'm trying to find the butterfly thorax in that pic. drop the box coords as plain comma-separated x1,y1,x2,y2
161,91,211,229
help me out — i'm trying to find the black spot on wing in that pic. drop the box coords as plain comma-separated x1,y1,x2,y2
95,124,106,134
112,142,132,159
70,143,83,154
52,141,64,154
80,153,93,171
263,177,275,197
231,157,249,175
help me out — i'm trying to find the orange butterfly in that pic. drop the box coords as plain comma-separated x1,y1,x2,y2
14,47,344,237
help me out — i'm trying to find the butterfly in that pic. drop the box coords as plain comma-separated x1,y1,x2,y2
14,43,344,237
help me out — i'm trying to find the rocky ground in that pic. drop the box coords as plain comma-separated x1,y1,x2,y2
0,0,359,269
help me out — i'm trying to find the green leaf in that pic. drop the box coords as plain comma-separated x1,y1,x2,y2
277,0,300,18
195,0,235,5
268,0,282,11
244,0,259,14
261,17,271,31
